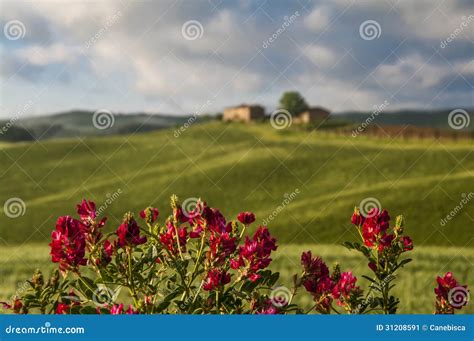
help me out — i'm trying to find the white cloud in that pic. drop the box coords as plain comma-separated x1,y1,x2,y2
374,55,450,89
303,44,338,68
304,6,330,31
15,43,78,66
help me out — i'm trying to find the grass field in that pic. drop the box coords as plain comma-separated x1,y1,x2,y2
0,121,473,313
1,243,472,314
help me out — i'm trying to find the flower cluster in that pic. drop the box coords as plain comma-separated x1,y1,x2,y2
434,272,469,314
300,251,361,313
345,206,415,313
231,226,277,282
4,198,469,315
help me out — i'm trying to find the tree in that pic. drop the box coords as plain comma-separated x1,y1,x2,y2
278,91,309,116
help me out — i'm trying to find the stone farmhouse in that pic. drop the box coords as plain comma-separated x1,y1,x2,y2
294,107,331,124
223,104,331,123
223,104,265,122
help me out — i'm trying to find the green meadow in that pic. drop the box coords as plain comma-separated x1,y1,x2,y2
0,121,473,313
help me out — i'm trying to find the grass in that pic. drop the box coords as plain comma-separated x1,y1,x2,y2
1,243,472,314
0,121,472,247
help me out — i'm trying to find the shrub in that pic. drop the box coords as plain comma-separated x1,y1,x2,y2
1,197,469,314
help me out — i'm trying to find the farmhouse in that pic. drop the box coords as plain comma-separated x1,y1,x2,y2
223,104,265,123
296,107,331,123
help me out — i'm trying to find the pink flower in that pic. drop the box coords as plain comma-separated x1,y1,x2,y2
49,216,87,272
332,272,360,306
202,269,231,291
237,212,256,225
232,226,277,281
109,304,138,315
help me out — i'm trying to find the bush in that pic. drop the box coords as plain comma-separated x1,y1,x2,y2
1,197,469,314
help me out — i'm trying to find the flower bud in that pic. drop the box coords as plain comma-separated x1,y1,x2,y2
31,269,44,289
351,207,364,226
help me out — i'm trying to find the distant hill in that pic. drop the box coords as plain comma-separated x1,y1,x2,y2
332,108,473,130
0,108,472,142
0,110,210,142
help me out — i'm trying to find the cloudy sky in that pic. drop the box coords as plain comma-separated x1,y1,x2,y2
0,0,472,118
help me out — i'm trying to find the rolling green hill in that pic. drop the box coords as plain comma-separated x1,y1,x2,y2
1,121,472,247
0,110,202,142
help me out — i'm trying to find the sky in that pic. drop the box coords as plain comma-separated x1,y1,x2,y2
0,0,473,118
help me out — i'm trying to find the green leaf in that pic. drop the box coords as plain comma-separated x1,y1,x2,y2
80,306,98,314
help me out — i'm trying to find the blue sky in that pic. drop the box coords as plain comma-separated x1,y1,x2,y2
0,0,473,118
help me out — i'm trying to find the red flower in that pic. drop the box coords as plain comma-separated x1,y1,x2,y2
300,251,334,311
351,208,364,226
400,236,413,251
77,199,97,222
301,251,329,278
1,298,23,314
50,216,87,272
434,272,469,314
109,304,138,314
115,215,147,248
209,232,236,264
254,299,280,314
203,206,230,234
202,269,231,291
332,272,359,306
378,234,395,252
139,207,159,223
96,239,114,265
361,208,390,248
237,212,256,225
159,223,187,255
232,226,277,281
55,303,70,314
